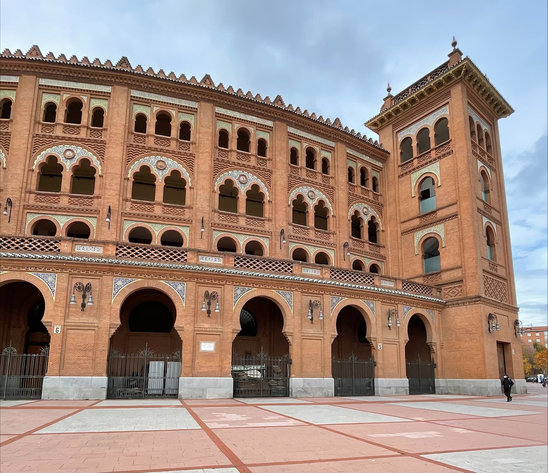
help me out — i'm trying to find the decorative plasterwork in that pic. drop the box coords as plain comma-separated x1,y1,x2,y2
133,104,150,118
414,224,445,254
0,75,19,83
468,106,491,133
233,286,253,307
41,93,60,106
112,277,138,300
216,107,273,127
131,90,197,109
330,296,345,315
26,213,97,232
31,272,57,299
0,89,16,101
90,98,108,111
33,145,103,175
411,162,441,197
477,159,491,178
178,112,194,126
402,305,413,320
39,78,111,93
288,186,333,214
162,281,186,305
347,203,381,227
214,170,269,200
397,105,449,140
128,156,192,185
0,148,5,168
213,230,269,248
123,220,189,240
288,242,335,260
347,148,383,168
362,300,376,317
275,290,293,311
482,216,497,234
288,127,334,148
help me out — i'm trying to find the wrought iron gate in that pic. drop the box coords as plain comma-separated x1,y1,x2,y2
232,351,291,397
107,346,181,399
0,345,49,399
406,356,436,394
332,355,375,396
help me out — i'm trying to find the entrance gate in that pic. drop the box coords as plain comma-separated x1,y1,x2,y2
332,355,375,396
406,356,435,394
232,351,291,397
107,346,181,399
0,345,49,399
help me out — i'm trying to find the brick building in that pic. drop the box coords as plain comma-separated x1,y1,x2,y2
0,42,525,400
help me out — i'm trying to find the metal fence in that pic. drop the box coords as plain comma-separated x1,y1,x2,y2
232,351,291,397
0,345,49,399
332,355,375,396
406,356,436,394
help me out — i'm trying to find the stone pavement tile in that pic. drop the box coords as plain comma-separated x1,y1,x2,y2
213,425,394,464
95,399,182,406
0,400,35,407
343,402,480,421
24,400,97,407
236,398,311,404
185,399,245,406
328,421,541,454
36,407,200,433
423,445,547,473
394,401,537,417
262,404,410,424
0,430,231,473
192,405,305,428
0,408,76,434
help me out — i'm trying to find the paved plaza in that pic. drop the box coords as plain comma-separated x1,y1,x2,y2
1,384,546,473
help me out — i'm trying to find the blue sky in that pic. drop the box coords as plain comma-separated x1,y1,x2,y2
1,0,546,326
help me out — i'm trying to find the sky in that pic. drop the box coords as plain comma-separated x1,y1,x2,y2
1,0,547,326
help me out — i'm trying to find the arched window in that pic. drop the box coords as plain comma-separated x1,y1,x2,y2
163,170,186,205
469,116,476,141
0,99,12,119
315,252,330,265
423,237,440,273
32,219,57,236
217,236,237,252
218,180,238,213
416,128,431,154
372,176,379,193
434,118,449,145
237,128,250,152
218,129,229,148
321,157,329,175
134,114,147,133
305,147,316,169
486,227,496,261
91,108,104,128
257,138,267,157
160,230,184,247
128,226,153,244
351,211,362,239
369,264,380,274
352,260,365,271
37,156,63,192
131,166,156,202
155,112,172,136
292,248,308,262
292,194,308,226
65,98,83,124
485,132,492,154
314,200,328,230
66,221,91,239
360,167,368,187
367,217,379,244
244,240,264,256
477,124,484,148
480,170,490,203
400,137,413,163
179,121,191,141
43,103,57,122
347,167,355,184
245,184,264,217
419,177,436,214
290,147,299,165
70,159,96,195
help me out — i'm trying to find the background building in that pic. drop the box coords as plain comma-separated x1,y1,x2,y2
0,43,524,400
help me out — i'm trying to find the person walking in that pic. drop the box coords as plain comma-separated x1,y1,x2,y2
502,374,514,401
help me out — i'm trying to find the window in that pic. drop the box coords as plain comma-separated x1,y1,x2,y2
400,137,413,163
314,200,328,230
65,98,83,124
419,177,436,214
321,157,330,175
360,167,368,187
155,112,171,136
416,128,431,154
469,116,476,141
305,147,316,169
43,103,57,122
70,159,96,195
367,217,379,244
244,240,264,256
292,248,308,262
257,138,267,157
372,176,379,193
347,167,355,184
218,180,238,213
217,236,237,252
160,230,183,247
37,156,63,192
218,129,229,148
131,166,156,202
315,252,330,265
0,99,12,119
66,221,91,239
32,219,57,236
163,170,186,205
369,264,380,274
91,108,104,128
434,117,449,145
352,260,364,271
128,226,153,244
480,170,490,203
423,237,440,273
292,195,307,226
245,184,264,217
486,226,496,261
179,121,191,141
237,128,250,152
290,147,299,165
134,114,147,133
351,211,362,239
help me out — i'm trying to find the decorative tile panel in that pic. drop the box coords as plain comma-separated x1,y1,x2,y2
402,305,413,320
482,216,497,234
131,90,197,109
288,186,333,214
348,203,382,227
112,277,138,300
347,148,383,168
288,242,334,260
213,230,269,248
477,160,491,177
233,286,253,307
133,104,150,118
26,213,97,233
288,127,334,147
468,106,491,133
90,98,108,111
41,93,60,106
0,75,19,83
275,290,293,311
397,105,449,140
215,170,269,200
0,90,16,101
123,220,189,239
411,162,441,197
31,272,57,299
33,145,102,175
128,156,192,185
362,300,376,317
330,296,345,315
414,224,445,254
216,107,273,127
162,281,186,305
39,78,111,93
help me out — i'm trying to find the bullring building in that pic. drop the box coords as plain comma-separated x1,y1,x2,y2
0,41,524,400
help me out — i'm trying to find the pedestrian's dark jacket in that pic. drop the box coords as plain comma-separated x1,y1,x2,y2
502,377,514,392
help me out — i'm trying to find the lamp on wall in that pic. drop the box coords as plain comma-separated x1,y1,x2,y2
514,319,524,337
343,241,350,261
200,217,205,239
387,308,400,330
105,205,111,229
70,282,93,311
487,313,499,333
280,228,286,249
307,299,323,322
3,197,12,223
202,290,219,316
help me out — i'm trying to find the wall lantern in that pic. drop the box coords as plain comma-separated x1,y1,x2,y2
70,282,93,311
202,290,219,316
387,308,400,330
3,197,12,223
307,299,323,322
487,313,499,333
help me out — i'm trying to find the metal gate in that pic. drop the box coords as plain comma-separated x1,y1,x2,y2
107,346,181,399
332,355,375,396
0,345,49,399
232,351,291,397
406,356,435,394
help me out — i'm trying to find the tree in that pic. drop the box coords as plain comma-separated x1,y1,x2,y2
533,348,548,374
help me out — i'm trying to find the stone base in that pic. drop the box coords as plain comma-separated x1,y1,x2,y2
375,378,409,396
42,376,107,399
290,378,334,397
435,378,527,396
178,377,233,399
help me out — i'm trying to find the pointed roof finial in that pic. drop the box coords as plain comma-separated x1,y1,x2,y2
387,83,392,94
452,36,457,51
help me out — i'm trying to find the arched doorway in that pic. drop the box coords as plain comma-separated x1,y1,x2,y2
232,297,291,397
0,281,50,399
107,289,182,398
405,314,435,394
331,305,375,396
